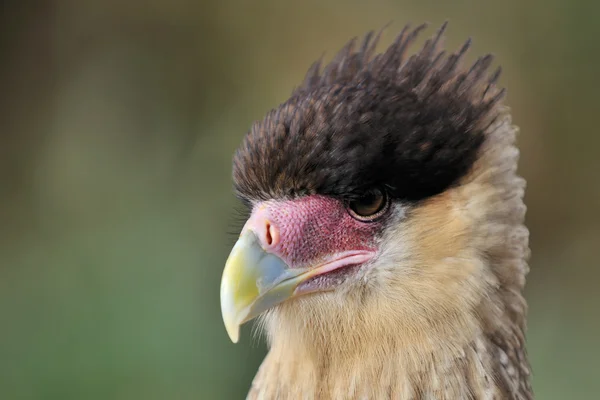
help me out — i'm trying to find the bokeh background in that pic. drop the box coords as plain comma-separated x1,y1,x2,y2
1,0,598,399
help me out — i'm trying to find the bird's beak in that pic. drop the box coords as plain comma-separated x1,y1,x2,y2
220,230,313,343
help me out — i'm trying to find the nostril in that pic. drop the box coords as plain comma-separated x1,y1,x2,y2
265,222,273,246
263,221,279,248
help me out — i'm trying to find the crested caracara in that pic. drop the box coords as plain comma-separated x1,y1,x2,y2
220,23,532,399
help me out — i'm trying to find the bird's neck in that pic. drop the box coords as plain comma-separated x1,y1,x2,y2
249,296,530,399
254,333,506,399
252,319,526,399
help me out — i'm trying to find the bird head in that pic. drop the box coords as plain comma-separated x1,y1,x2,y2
220,23,528,363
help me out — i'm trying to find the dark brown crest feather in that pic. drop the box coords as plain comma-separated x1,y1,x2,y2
234,23,506,203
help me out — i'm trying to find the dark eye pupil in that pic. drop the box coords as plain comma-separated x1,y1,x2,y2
357,193,377,207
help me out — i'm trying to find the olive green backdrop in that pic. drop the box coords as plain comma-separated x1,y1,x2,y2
0,0,598,399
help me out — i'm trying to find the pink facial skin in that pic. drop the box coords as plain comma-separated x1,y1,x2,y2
241,195,383,274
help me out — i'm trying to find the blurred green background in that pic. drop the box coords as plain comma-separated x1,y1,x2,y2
0,0,598,399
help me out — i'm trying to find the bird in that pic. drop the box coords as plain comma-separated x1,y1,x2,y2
220,22,532,399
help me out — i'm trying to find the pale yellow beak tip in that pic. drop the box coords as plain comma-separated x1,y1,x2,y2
225,321,240,343
220,271,244,344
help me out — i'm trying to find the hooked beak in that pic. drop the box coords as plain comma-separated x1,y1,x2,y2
220,230,373,343
220,230,306,343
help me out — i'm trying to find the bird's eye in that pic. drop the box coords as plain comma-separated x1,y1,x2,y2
347,188,389,221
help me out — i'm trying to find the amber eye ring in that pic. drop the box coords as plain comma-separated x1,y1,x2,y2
346,188,390,222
